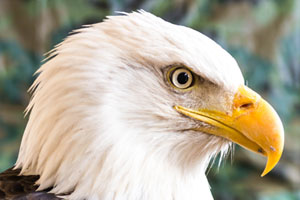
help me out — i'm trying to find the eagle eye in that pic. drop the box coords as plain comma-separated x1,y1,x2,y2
170,68,194,89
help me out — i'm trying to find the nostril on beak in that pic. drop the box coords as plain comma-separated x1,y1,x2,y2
240,103,254,109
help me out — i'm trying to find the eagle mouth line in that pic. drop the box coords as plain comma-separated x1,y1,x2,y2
174,105,267,156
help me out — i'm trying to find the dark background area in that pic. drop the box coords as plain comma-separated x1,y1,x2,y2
0,0,299,199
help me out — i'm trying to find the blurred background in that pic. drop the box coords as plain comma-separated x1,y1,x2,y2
0,0,299,199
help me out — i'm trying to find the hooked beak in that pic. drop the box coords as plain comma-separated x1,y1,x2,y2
174,86,284,176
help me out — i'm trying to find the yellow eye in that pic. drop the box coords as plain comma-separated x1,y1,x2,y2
170,68,194,89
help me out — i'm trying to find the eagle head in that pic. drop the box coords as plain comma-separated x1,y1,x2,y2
15,11,284,199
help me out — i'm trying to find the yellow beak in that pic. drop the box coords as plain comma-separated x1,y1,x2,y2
174,86,284,176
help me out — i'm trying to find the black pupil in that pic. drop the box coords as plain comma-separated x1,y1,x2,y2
177,72,189,84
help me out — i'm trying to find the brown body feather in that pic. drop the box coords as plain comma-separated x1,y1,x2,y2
0,168,61,200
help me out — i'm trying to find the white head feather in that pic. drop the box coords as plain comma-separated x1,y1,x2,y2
16,11,244,200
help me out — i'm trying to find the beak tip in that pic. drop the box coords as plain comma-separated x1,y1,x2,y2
260,163,273,177
260,148,283,177
260,169,269,177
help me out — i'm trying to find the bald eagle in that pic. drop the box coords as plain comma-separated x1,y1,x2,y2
0,11,284,200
